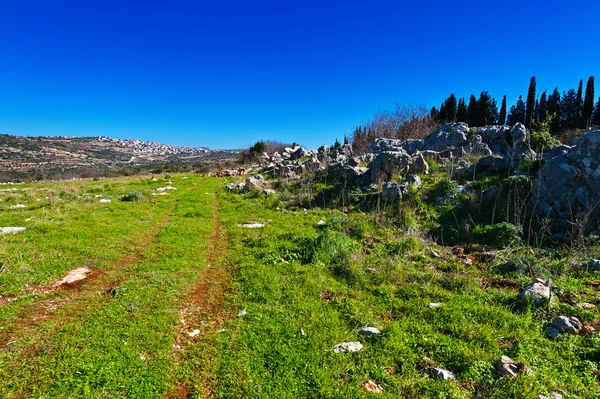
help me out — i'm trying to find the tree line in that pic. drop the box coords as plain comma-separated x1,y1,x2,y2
432,76,599,135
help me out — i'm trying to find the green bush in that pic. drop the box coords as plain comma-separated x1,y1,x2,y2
472,222,520,247
530,113,560,153
307,230,357,266
121,191,144,202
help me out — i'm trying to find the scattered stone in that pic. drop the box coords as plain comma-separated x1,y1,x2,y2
0,227,26,234
580,259,600,271
156,186,176,192
551,316,582,334
581,325,596,335
432,367,456,381
428,302,442,309
359,327,381,336
361,380,383,394
537,393,563,399
239,223,265,229
317,219,326,226
226,183,237,191
300,328,305,337
238,309,247,317
244,175,266,192
406,174,422,188
518,279,552,306
9,204,25,209
24,217,35,222
495,355,533,377
577,302,597,310
333,341,363,353
365,267,379,273
53,266,92,288
188,329,200,337
262,189,276,196
545,326,560,339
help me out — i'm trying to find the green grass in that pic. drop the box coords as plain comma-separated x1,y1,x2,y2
1,174,599,398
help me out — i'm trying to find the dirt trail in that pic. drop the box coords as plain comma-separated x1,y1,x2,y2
0,203,176,349
167,189,232,399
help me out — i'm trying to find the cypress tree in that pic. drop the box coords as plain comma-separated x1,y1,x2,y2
507,95,526,125
445,94,458,122
561,88,579,130
537,90,548,122
582,76,595,128
430,106,439,121
498,95,507,125
547,88,562,134
525,76,536,129
476,91,498,125
466,94,478,126
456,98,468,122
593,97,600,126
576,79,584,127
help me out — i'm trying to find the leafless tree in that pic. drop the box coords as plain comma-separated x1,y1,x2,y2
351,103,440,154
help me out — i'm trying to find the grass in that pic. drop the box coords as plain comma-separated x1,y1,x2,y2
1,173,599,398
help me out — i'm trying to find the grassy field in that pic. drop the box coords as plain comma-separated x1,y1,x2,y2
1,174,599,398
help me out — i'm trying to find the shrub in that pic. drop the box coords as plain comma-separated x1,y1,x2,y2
530,113,560,153
121,192,144,202
472,222,520,247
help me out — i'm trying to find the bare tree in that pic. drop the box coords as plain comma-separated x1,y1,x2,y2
351,103,440,154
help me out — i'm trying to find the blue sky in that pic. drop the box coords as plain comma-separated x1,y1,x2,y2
0,0,598,149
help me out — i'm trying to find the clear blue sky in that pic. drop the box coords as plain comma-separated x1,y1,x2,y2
0,0,598,149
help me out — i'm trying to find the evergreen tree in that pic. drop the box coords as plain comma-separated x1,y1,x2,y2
547,88,562,134
498,95,507,125
430,106,439,121
438,93,457,122
537,90,548,122
576,79,583,122
507,95,526,125
561,88,579,130
525,76,536,129
343,135,349,145
476,91,498,125
466,94,478,126
456,98,468,122
582,76,595,128
593,97,600,126
533,99,540,124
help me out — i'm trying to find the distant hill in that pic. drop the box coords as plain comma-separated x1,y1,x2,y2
0,134,238,181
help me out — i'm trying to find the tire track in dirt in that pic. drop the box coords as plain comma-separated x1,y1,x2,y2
166,188,232,399
0,201,177,350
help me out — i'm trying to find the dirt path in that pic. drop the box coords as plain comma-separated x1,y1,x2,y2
0,202,176,350
167,189,232,399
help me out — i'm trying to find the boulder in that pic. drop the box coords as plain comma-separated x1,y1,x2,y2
545,326,560,339
580,258,600,271
551,316,582,334
423,123,468,152
366,138,405,154
518,279,552,306
406,174,422,188
509,123,528,145
290,146,311,160
400,139,425,155
535,130,600,230
495,355,533,377
262,189,276,196
432,368,456,381
368,150,411,183
244,175,266,191
409,153,429,175
381,182,409,202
